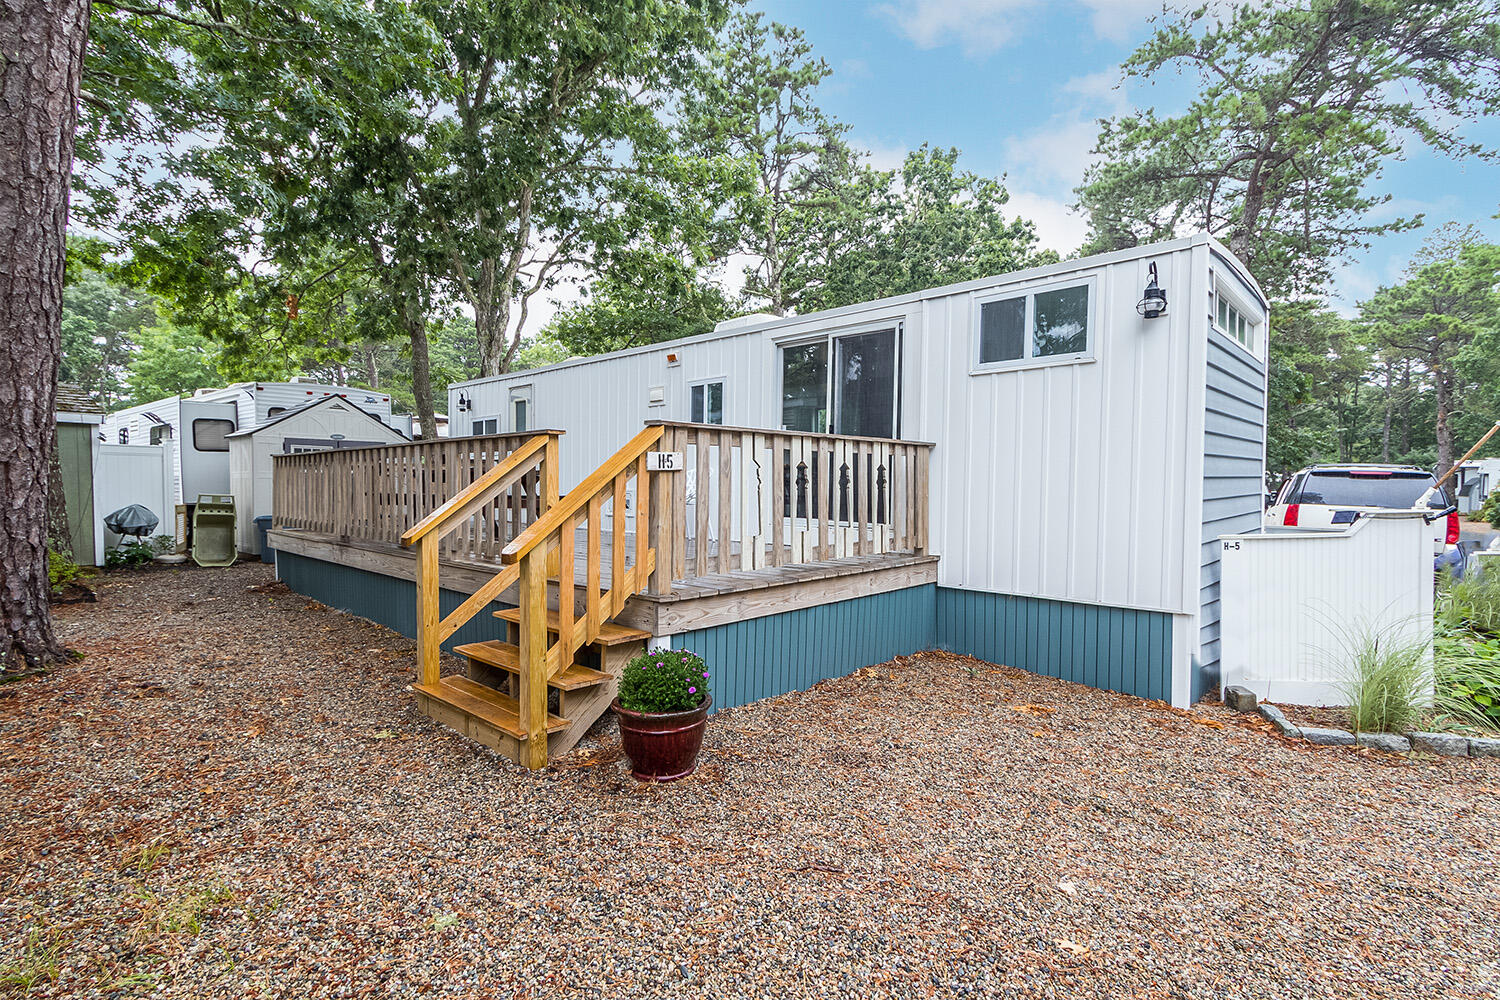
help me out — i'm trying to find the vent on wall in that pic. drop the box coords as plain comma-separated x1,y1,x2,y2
648,386,665,406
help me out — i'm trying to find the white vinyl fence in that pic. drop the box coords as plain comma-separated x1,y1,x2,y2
1218,513,1435,706
95,442,176,556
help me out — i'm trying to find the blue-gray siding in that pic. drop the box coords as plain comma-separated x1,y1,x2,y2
674,586,938,711
1199,335,1267,697
935,588,1173,701
277,552,515,654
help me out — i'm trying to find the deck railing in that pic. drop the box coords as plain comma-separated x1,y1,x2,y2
645,421,932,595
272,432,562,560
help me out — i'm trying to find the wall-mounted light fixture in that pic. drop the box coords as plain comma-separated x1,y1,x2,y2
457,391,471,412
1137,262,1168,319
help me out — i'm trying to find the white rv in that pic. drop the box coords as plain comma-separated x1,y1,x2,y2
102,381,409,505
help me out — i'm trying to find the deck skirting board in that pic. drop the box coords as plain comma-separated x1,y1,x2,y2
934,588,1173,702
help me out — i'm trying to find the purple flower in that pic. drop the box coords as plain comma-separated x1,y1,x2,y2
688,686,697,694
656,661,663,668
702,671,709,678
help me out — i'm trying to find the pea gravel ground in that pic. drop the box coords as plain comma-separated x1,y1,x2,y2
2,564,1497,999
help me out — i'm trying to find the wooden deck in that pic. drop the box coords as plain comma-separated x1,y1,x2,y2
267,526,936,635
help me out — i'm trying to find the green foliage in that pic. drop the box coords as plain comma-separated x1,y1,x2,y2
1437,572,1500,639
60,258,158,409
1076,0,1500,301
1334,623,1432,734
1478,490,1500,529
1433,631,1500,732
546,258,734,357
47,550,90,595
617,648,710,714
105,543,156,571
0,926,61,991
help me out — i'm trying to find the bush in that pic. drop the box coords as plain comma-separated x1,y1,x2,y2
47,549,90,595
1434,629,1500,732
1479,488,1500,528
148,533,176,555
1335,623,1432,734
1437,573,1500,638
105,542,155,570
617,648,709,714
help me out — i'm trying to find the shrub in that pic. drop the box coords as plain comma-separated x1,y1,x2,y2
1437,573,1500,638
1479,488,1500,528
105,542,155,570
1433,630,1500,733
617,648,709,714
149,533,177,555
47,549,90,595
1335,623,1432,734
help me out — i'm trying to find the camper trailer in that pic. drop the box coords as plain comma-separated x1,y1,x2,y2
102,380,408,505
446,234,1270,706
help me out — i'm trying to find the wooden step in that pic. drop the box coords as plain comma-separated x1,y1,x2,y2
492,607,652,646
413,674,569,740
453,640,612,691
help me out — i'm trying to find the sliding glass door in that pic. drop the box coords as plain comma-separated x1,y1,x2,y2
779,326,900,438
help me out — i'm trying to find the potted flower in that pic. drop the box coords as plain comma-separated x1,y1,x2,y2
611,649,711,782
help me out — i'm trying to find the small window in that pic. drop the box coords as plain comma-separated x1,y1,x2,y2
149,425,169,445
690,381,724,424
976,281,1093,370
192,418,235,452
266,406,287,419
513,399,528,433
472,418,498,436
1213,289,1256,352
118,427,129,444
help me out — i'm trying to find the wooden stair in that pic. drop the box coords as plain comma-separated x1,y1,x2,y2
413,674,571,759
491,608,651,645
455,639,612,690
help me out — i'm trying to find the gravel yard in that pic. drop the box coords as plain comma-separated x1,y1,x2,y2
2,564,1497,999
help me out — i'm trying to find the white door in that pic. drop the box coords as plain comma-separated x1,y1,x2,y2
180,400,238,501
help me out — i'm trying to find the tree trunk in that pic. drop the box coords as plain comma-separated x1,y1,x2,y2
0,0,89,672
1380,363,1392,464
403,300,437,441
1434,364,1455,477
477,298,512,379
362,342,379,389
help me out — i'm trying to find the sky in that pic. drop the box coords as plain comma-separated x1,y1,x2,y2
751,0,1500,315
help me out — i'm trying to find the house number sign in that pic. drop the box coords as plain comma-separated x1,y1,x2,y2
645,452,684,472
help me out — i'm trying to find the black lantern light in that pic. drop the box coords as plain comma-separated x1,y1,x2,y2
1137,261,1168,319
457,391,471,412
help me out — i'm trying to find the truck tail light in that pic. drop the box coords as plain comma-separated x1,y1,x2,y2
1447,511,1460,545
1283,504,1300,526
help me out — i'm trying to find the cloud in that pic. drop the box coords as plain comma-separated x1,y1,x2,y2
877,0,1162,55
1005,189,1090,255
1002,118,1102,190
852,136,912,172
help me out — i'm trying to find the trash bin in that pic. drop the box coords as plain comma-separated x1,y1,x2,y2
191,494,238,567
253,515,275,564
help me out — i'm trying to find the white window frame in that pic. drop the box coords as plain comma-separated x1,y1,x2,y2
1210,275,1262,358
687,377,727,425
970,275,1098,375
471,416,499,437
508,385,533,433
775,317,904,437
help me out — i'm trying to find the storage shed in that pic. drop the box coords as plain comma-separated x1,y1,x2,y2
228,396,407,554
54,384,105,566
449,234,1271,706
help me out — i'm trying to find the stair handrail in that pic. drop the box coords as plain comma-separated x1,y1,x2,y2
499,424,663,566
501,423,664,769
400,432,561,695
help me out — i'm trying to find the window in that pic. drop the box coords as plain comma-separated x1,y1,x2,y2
975,282,1092,369
512,398,528,433
1213,288,1256,351
192,418,235,452
149,425,169,445
266,406,287,419
472,418,498,436
118,427,129,444
690,380,724,424
780,325,900,438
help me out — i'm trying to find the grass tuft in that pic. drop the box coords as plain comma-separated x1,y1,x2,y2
0,927,62,991
1334,621,1432,735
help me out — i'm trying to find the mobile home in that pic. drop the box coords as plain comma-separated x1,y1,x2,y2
447,235,1270,706
102,380,408,504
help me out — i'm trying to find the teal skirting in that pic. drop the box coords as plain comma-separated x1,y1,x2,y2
277,551,1173,709
673,585,938,711
935,588,1172,702
276,551,515,655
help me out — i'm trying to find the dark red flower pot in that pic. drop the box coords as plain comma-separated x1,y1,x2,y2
612,695,711,782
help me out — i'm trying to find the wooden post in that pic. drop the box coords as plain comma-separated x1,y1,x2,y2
648,463,672,595
518,547,549,769
1436,421,1500,491
544,434,561,576
415,536,440,687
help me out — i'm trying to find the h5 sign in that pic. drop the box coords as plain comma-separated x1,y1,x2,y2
645,452,684,472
